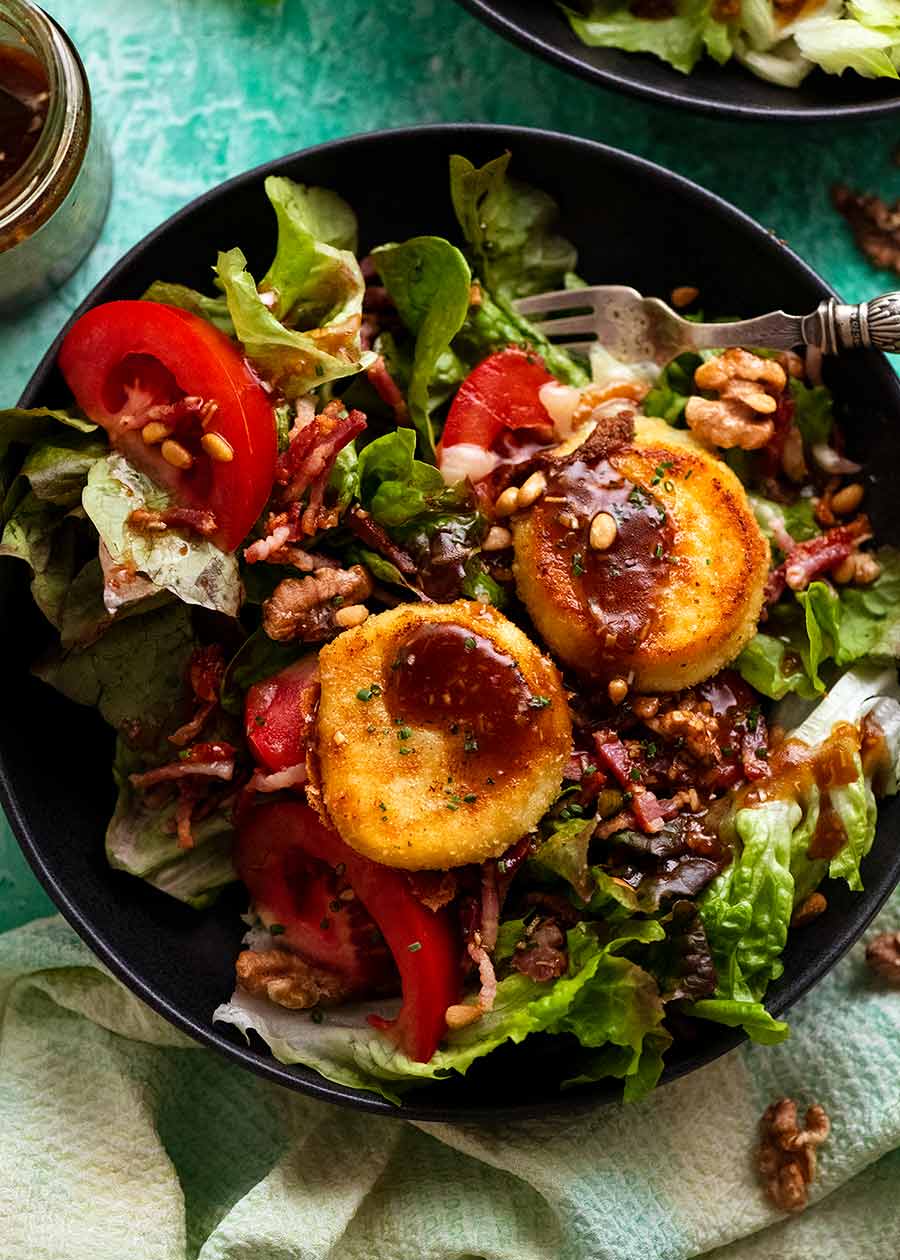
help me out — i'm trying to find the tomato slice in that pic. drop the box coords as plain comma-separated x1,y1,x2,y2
235,802,461,1062
439,347,556,453
58,300,277,552
245,657,321,773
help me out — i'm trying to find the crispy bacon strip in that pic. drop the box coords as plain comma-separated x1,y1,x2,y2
347,506,417,574
767,515,873,599
366,355,409,424
594,733,665,834
129,742,236,790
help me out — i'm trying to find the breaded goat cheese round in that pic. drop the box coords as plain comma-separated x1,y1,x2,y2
316,600,572,870
512,415,769,693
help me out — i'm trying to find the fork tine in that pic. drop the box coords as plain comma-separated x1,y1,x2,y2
524,314,597,338
550,340,595,357
514,289,595,316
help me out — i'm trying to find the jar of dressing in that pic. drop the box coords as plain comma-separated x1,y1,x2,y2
0,0,110,313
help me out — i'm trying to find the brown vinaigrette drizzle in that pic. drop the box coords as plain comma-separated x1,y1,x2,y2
386,622,538,763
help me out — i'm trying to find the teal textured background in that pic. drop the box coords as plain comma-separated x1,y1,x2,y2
2,0,899,930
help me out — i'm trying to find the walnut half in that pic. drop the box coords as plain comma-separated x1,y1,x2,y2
262,564,373,643
865,930,900,985
235,948,349,1010
685,349,787,450
758,1098,830,1213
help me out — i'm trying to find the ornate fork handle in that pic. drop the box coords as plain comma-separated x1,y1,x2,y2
689,292,900,357
803,294,900,355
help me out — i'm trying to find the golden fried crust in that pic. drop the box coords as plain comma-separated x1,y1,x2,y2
512,416,769,692
316,600,572,870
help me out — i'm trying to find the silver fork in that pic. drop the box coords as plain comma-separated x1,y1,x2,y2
513,286,900,365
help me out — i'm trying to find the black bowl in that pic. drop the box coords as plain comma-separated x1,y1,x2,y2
3,124,900,1121
457,0,900,121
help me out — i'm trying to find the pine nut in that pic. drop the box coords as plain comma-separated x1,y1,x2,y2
670,285,699,309
142,421,172,445
494,486,520,518
559,512,580,531
830,482,864,516
160,439,194,469
589,511,618,551
482,525,512,552
832,555,856,584
334,603,369,628
516,471,547,509
854,553,881,586
791,891,827,927
200,400,219,429
201,432,234,463
631,695,659,720
607,676,628,705
445,1003,482,1030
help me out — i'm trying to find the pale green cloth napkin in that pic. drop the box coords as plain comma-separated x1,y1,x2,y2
2,903,900,1260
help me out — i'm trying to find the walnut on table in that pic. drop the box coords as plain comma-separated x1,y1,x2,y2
866,931,900,985
236,948,349,1010
758,1098,830,1213
262,564,373,643
685,348,787,450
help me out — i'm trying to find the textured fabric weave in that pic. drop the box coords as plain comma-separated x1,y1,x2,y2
1,905,899,1260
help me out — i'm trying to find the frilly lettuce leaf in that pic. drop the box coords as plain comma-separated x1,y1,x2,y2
564,0,735,75
692,665,900,1042
356,429,459,527
453,284,589,387
0,406,97,511
449,152,579,301
216,175,372,399
371,236,471,460
215,919,668,1104
82,454,241,617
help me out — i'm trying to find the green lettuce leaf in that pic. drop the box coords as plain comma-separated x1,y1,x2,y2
565,0,735,75
790,378,834,447
371,236,472,459
215,176,371,399
0,406,97,516
106,735,235,908
35,601,196,738
793,15,899,77
449,152,579,301
531,814,597,901
141,281,234,335
0,494,86,629
693,665,900,1040
214,919,668,1104
453,285,589,388
220,628,306,716
82,454,241,617
356,430,460,528
689,999,788,1044
749,492,820,548
642,351,702,424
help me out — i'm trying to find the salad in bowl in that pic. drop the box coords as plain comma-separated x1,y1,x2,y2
561,0,900,87
3,151,899,1104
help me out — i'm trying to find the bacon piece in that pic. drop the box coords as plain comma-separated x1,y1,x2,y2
346,506,417,574
366,355,409,424
406,870,459,913
510,919,568,983
244,524,293,565
128,506,218,537
467,942,498,1014
594,733,665,834
248,762,309,793
276,403,367,509
778,516,872,595
129,742,236,790
479,862,500,954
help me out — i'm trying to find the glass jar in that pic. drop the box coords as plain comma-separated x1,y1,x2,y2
0,0,110,313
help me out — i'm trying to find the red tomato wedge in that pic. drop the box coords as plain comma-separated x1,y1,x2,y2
58,300,277,552
236,802,461,1062
439,347,556,453
245,657,321,774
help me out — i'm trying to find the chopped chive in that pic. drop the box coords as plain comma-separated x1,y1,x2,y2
407,941,422,953
463,792,477,803
463,636,476,651
254,715,266,727
629,767,641,782
397,726,412,741
269,923,286,935
529,695,551,709
572,552,585,576
464,734,479,753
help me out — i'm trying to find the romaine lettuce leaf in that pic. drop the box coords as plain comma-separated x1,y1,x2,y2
790,378,834,448
82,454,241,617
693,665,900,1041
372,237,472,459
453,285,589,388
0,494,85,630
449,152,579,301
215,919,668,1104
